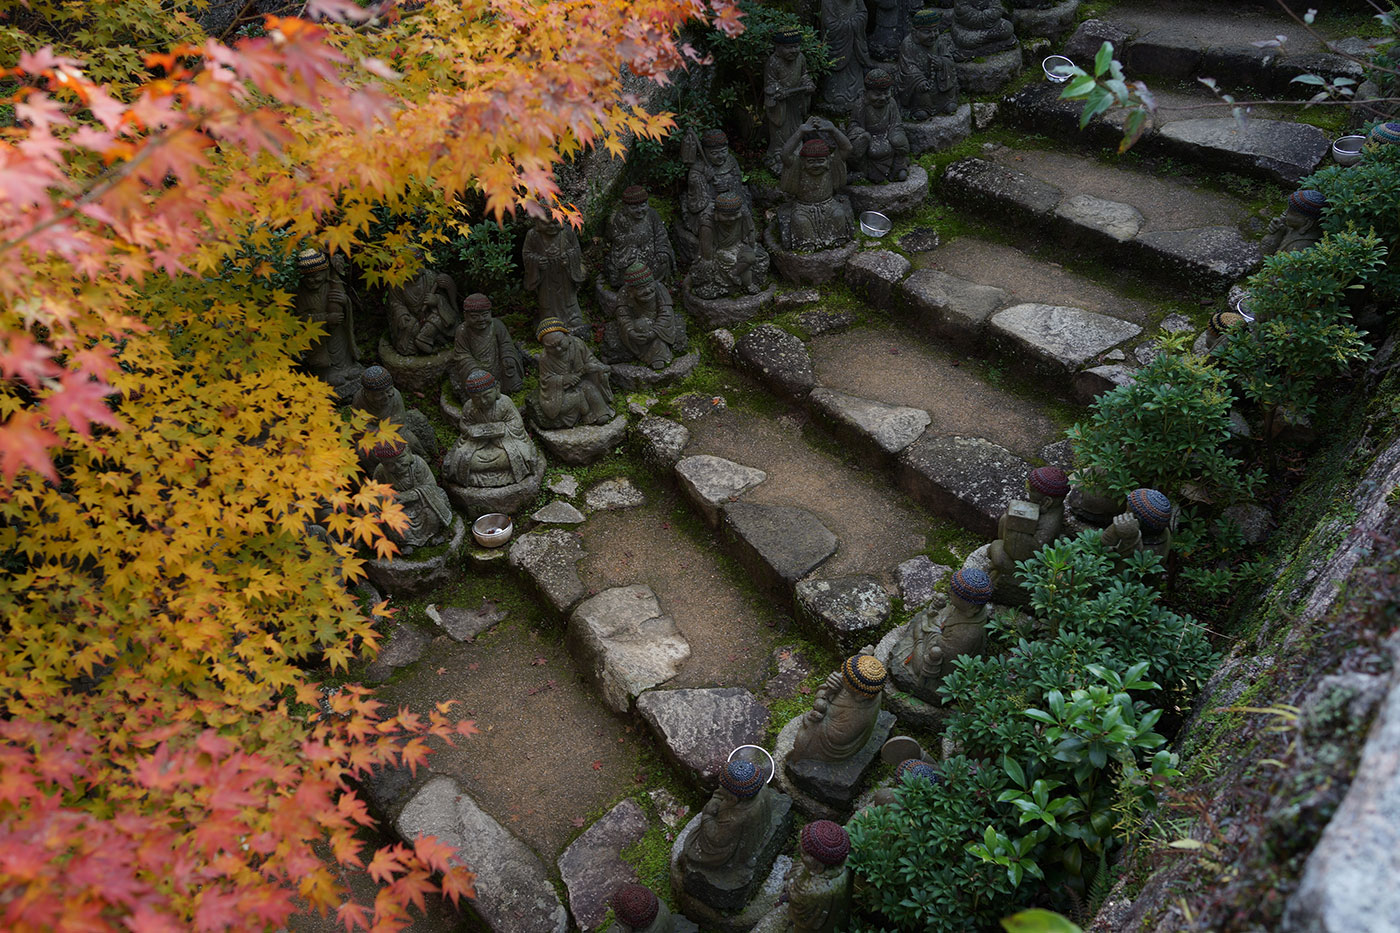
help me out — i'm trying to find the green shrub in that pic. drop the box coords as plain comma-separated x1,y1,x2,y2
1308,140,1400,300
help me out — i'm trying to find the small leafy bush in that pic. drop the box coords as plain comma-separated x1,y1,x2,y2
1307,140,1400,300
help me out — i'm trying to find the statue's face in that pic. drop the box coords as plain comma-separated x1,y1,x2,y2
913,24,938,45
467,310,491,331
1283,207,1311,230
803,155,827,175
533,216,556,235
867,86,891,107
386,453,412,483
471,386,499,411
541,330,567,352
703,145,727,168
302,267,328,288
777,43,800,62
626,201,647,222
630,281,656,304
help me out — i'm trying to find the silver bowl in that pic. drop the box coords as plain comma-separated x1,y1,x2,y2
472,512,513,548
859,211,892,237
1042,55,1075,83
1333,134,1366,166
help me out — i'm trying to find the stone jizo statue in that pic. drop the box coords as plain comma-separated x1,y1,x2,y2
764,30,816,174
531,317,615,429
370,440,454,551
680,760,774,873
442,370,540,489
777,119,855,253
789,653,887,764
450,293,525,398
951,0,1018,61
848,69,910,183
788,821,852,933
523,215,587,332
867,0,907,62
1102,488,1175,563
352,365,437,461
894,568,991,701
898,8,960,120
606,185,675,289
872,758,940,806
1261,188,1326,257
820,0,872,113
615,261,686,370
692,191,770,299
678,128,752,267
295,247,362,395
611,883,691,933
1204,309,1247,352
988,466,1068,603
386,256,459,356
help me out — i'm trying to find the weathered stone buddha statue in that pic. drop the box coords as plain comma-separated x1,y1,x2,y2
369,440,454,551
530,317,615,429
386,256,459,357
614,262,686,370
523,215,587,332
691,191,770,300
441,370,540,490
1101,488,1175,563
680,760,775,873
1261,189,1326,257
450,293,525,398
763,30,816,174
790,654,887,764
951,0,1018,61
788,821,852,933
611,883,694,933
988,466,1068,605
678,129,752,267
891,568,992,702
848,69,910,183
898,8,960,120
820,0,872,113
352,365,437,461
294,247,363,397
605,185,675,289
868,0,907,62
776,119,856,253
1204,309,1247,353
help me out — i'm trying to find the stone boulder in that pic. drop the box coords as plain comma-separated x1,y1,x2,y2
989,303,1141,388
844,165,930,218
557,799,649,931
609,351,700,392
896,555,951,611
635,415,690,468
584,476,646,511
721,501,839,603
734,325,816,403
896,434,1030,538
795,575,893,654
508,528,587,619
446,458,546,520
568,585,691,713
897,269,1009,347
903,104,973,154
364,515,468,598
844,249,911,308
531,414,629,466
681,279,777,329
809,388,931,464
636,687,771,789
675,455,767,528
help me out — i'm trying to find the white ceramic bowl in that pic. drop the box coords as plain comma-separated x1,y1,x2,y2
859,211,892,237
1043,55,1075,83
1333,134,1366,166
472,513,513,548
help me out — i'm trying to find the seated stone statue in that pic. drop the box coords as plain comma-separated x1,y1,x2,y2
788,821,852,933
892,568,992,701
450,293,525,397
369,440,454,551
352,365,437,461
442,370,540,489
764,30,816,174
615,262,686,370
680,760,773,873
1204,309,1247,352
606,185,675,289
523,215,587,332
848,69,910,183
611,884,694,933
386,256,459,357
678,129,753,267
295,247,363,396
899,8,960,120
988,466,1068,604
692,191,770,299
789,654,887,764
1261,189,1326,256
777,118,856,253
951,0,1018,61
1101,488,1175,563
531,318,615,428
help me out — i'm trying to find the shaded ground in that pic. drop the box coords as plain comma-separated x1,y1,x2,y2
1107,1,1336,54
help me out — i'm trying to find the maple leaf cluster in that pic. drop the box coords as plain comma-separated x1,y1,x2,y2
0,0,742,929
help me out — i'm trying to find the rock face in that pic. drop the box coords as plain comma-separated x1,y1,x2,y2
897,268,1010,347
795,575,893,654
809,388,931,463
722,501,839,601
532,414,629,466
568,585,691,713
395,776,568,933
734,325,816,402
636,687,771,788
508,528,587,618
896,435,1030,538
844,249,912,308
896,556,951,610
676,455,767,528
635,415,690,468
989,303,1142,385
557,798,650,931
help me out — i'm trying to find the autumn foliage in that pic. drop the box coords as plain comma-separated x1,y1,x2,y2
0,0,739,928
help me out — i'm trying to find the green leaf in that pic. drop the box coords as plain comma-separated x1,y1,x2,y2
1001,908,1085,933
1004,755,1026,789
1094,41,1113,78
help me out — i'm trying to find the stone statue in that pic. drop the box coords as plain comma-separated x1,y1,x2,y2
1261,189,1326,257
788,821,852,933
442,370,540,489
369,440,454,551
868,0,908,62
820,0,872,113
789,654,887,764
777,118,855,253
615,262,686,370
352,365,438,461
1101,488,1175,563
531,317,615,428
611,883,694,933
763,30,816,174
295,248,363,395
848,69,910,183
450,293,526,398
678,129,753,267
898,8,960,120
691,191,770,299
386,257,459,356
1204,309,1247,352
892,568,992,701
871,758,940,806
522,216,587,332
951,0,1018,61
680,760,775,872
988,466,1068,604
606,185,675,289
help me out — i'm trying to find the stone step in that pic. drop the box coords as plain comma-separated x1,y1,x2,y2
895,434,1032,539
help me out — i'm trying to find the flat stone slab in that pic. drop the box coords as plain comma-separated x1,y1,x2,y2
845,165,930,218
681,281,777,329
734,324,816,403
396,776,568,933
675,455,767,528
897,269,1009,346
896,434,1031,538
364,515,468,598
531,414,629,466
1073,363,1137,405
548,474,579,497
903,104,972,154
1055,193,1144,244
557,798,649,931
773,709,897,818
363,623,428,683
635,415,690,468
942,157,1062,221
809,388,931,462
1155,118,1329,187
896,556,951,611
795,309,857,336
1132,226,1262,290
721,501,838,601
568,584,690,713
532,500,586,524
609,351,700,392
428,599,508,642
989,303,1142,383
584,476,646,511
844,249,911,308
508,528,587,618
636,687,771,789
795,574,893,654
